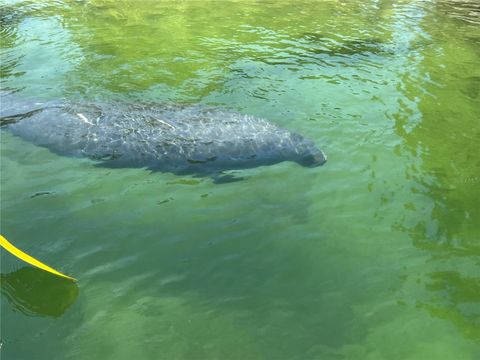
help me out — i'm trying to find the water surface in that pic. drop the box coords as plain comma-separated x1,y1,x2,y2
1,0,479,359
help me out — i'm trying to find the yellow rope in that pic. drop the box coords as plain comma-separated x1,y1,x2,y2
0,234,76,281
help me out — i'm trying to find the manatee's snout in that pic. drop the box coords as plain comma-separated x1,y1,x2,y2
298,147,327,167
291,135,327,167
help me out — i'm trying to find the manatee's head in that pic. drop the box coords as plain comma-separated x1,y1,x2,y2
288,133,327,167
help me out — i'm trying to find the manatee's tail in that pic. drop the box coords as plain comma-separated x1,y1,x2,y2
0,90,46,127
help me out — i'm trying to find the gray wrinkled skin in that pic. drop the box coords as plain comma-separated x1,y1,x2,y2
0,94,327,176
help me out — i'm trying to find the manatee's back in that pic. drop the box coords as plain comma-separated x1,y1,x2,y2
76,101,298,171
143,105,297,168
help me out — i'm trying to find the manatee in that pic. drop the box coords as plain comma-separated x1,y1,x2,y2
0,92,326,179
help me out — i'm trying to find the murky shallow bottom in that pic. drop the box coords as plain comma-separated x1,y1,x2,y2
1,1,479,359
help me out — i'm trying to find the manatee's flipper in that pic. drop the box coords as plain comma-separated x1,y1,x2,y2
212,172,246,184
95,158,146,169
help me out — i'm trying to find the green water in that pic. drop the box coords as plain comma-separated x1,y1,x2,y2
1,0,479,359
